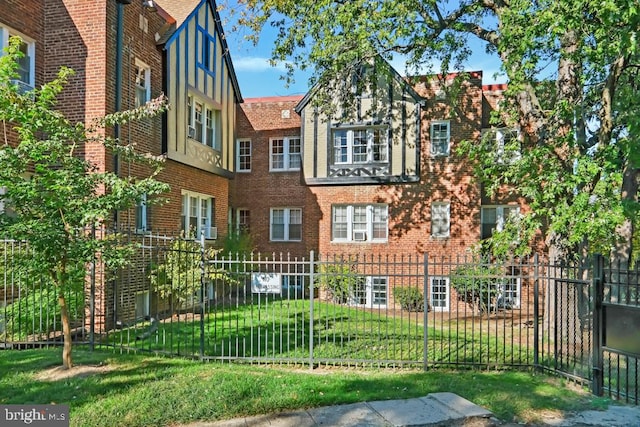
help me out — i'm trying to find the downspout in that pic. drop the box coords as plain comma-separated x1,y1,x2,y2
114,0,128,226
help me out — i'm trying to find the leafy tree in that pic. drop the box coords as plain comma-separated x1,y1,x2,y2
233,0,640,263
450,263,512,316
0,37,169,368
316,257,366,304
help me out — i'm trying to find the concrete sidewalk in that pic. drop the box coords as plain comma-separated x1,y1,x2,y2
179,392,640,427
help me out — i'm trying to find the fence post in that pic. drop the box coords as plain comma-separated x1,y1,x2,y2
309,250,315,370
423,252,429,372
199,232,206,360
592,253,604,396
533,253,539,367
89,225,96,351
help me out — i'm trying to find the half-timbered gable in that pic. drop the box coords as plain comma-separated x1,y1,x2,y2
295,59,424,185
157,0,242,177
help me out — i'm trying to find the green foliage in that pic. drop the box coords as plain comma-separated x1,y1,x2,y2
150,239,237,310
1,286,84,341
316,259,365,304
392,286,426,312
0,36,169,365
450,264,507,315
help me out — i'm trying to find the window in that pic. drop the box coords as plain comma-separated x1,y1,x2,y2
236,208,250,234
270,137,301,171
498,277,521,309
331,127,388,164
331,204,388,242
135,291,150,319
270,208,302,241
481,205,520,239
237,139,251,172
431,202,450,238
0,27,35,88
483,127,521,164
135,193,148,233
282,275,306,298
349,277,388,308
134,59,150,108
430,121,450,156
187,94,221,150
430,277,450,311
198,29,216,73
181,192,215,238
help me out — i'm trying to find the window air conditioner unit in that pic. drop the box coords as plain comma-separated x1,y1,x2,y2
207,226,218,240
353,231,367,241
10,80,34,96
188,126,196,139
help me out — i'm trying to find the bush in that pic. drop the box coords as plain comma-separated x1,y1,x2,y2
393,287,427,312
316,259,365,304
450,263,505,315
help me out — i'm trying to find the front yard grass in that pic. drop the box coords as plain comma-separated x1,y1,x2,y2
0,348,611,427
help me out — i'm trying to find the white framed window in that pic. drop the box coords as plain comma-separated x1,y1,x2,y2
431,202,450,238
0,26,35,89
282,275,306,298
237,139,251,172
430,121,450,156
187,94,221,150
348,276,388,308
270,137,301,171
481,205,520,239
430,276,450,311
181,191,215,239
496,277,521,309
233,208,250,234
270,207,302,241
331,204,388,242
135,290,150,319
331,127,388,164
135,193,148,233
134,59,150,108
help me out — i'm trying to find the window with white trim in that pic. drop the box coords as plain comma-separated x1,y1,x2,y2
430,277,450,311
236,139,251,172
234,208,250,234
481,205,520,239
270,137,301,171
431,202,450,238
135,193,148,233
430,121,450,156
134,59,150,108
332,204,388,242
348,276,388,308
0,27,35,89
331,127,388,164
181,191,215,238
270,207,302,241
497,277,521,309
187,94,221,150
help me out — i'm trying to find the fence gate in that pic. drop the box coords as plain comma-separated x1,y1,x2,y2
593,255,640,403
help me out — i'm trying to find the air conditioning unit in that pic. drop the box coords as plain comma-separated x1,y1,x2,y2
353,231,367,241
187,126,196,139
207,226,218,240
10,79,34,96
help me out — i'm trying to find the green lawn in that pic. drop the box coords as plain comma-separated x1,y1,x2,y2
0,348,612,427
102,299,535,367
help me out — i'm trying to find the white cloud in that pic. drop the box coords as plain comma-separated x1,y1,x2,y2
232,56,289,73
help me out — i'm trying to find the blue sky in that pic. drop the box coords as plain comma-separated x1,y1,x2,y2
220,7,507,100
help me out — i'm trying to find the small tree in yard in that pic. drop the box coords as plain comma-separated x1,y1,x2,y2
0,37,169,369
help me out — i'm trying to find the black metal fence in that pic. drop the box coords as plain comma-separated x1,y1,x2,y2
1,231,638,403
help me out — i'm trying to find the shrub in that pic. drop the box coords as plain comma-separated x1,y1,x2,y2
450,263,506,315
316,259,365,304
393,287,427,312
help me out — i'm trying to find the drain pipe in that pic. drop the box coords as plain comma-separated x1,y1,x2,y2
113,0,129,226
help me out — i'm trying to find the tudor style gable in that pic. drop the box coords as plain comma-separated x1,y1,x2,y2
295,60,423,185
157,0,242,178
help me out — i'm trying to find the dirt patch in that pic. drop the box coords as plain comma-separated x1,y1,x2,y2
35,364,115,381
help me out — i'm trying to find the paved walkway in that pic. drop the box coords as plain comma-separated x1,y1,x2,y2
177,392,640,426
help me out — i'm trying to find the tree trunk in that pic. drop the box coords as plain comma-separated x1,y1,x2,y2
59,292,73,369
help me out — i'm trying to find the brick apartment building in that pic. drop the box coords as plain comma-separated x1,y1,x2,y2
232,62,524,311
0,0,242,325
